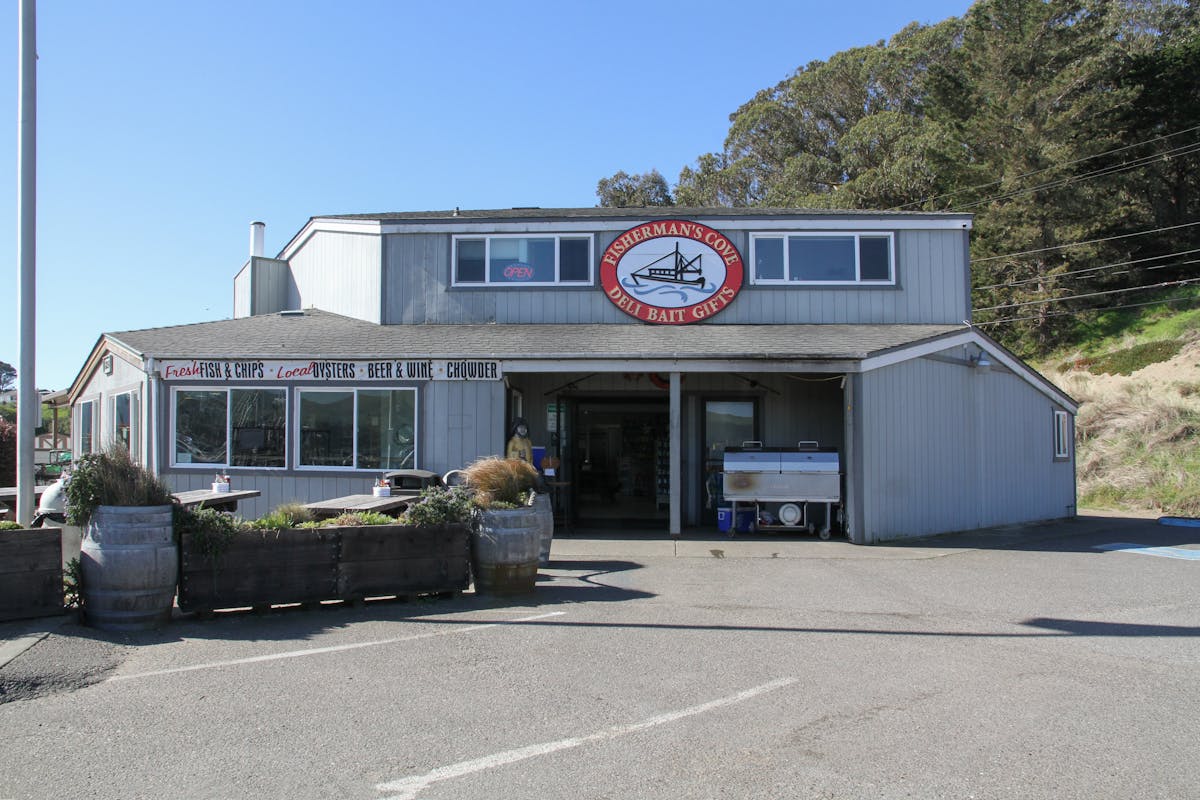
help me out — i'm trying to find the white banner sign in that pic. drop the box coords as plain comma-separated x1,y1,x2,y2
159,358,503,382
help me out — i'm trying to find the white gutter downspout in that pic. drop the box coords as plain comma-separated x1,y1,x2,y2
146,358,159,474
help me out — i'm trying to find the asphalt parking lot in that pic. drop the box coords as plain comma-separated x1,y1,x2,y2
1,511,1196,800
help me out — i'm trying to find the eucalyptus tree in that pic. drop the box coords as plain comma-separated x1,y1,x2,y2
595,170,674,207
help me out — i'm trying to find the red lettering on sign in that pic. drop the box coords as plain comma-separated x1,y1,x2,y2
503,265,534,280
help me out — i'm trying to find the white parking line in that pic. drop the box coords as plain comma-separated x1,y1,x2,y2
107,611,565,682
375,677,798,800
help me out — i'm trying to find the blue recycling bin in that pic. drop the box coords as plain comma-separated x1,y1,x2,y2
716,506,733,533
735,508,756,533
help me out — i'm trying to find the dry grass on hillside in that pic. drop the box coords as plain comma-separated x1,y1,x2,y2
1054,334,1200,515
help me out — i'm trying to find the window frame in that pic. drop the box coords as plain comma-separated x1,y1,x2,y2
451,233,594,287
295,386,418,472
1053,409,1072,461
76,398,98,456
749,231,896,286
111,389,141,463
170,386,289,470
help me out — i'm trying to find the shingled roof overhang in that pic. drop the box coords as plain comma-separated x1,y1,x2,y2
95,310,1075,411
104,310,964,372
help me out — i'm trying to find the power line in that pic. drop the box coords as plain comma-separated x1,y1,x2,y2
974,277,1200,313
888,124,1200,212
974,292,1200,327
972,220,1200,263
973,248,1200,291
950,141,1200,212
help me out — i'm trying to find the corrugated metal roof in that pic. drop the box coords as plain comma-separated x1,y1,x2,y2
106,309,964,362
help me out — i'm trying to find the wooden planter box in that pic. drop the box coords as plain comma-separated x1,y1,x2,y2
178,523,469,614
338,523,470,601
0,527,63,622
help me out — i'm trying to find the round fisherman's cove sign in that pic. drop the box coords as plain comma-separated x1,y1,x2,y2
600,219,744,324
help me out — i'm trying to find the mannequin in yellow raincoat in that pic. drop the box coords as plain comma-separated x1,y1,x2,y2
506,417,533,463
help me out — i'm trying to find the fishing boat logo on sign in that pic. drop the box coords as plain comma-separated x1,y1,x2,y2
600,220,744,324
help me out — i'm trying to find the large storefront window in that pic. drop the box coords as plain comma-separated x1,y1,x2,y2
231,389,287,467
453,235,592,286
299,388,416,470
174,388,287,468
356,390,416,469
751,232,893,284
175,390,228,465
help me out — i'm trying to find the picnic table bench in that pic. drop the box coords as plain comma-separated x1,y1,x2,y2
302,492,419,519
173,488,261,513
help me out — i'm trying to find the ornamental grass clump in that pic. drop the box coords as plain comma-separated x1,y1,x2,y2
461,456,538,509
64,446,176,526
249,502,317,529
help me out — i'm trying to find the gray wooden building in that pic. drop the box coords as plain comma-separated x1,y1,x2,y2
64,208,1077,543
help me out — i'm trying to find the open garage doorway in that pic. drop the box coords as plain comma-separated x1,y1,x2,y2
573,399,670,528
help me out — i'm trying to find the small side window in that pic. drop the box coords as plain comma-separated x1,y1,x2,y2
1053,410,1071,460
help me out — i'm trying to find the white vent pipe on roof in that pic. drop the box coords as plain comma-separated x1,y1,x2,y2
250,221,265,258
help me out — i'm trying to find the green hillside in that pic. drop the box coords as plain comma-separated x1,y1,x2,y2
1040,293,1200,515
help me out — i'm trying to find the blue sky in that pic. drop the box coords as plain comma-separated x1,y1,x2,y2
2,0,974,391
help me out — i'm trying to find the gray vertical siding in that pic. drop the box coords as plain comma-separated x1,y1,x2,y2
235,257,291,318
289,231,383,322
422,379,506,472
247,257,290,316
857,352,1075,542
381,228,969,326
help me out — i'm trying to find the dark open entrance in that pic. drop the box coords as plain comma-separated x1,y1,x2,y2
572,398,670,528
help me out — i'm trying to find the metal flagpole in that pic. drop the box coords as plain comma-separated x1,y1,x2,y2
16,0,37,524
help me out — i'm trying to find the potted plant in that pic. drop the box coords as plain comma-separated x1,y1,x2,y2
460,456,545,595
64,446,177,631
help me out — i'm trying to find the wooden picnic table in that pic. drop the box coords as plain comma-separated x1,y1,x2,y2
302,492,419,519
173,488,261,512
0,485,49,519
0,485,49,504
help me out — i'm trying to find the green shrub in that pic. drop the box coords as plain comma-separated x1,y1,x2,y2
249,502,315,529
327,511,395,526
399,486,473,525
63,556,82,610
174,504,246,559
0,520,24,530
1085,340,1184,376
64,447,176,526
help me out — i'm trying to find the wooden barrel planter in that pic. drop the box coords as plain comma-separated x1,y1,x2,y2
532,493,554,566
81,505,177,631
471,506,541,595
